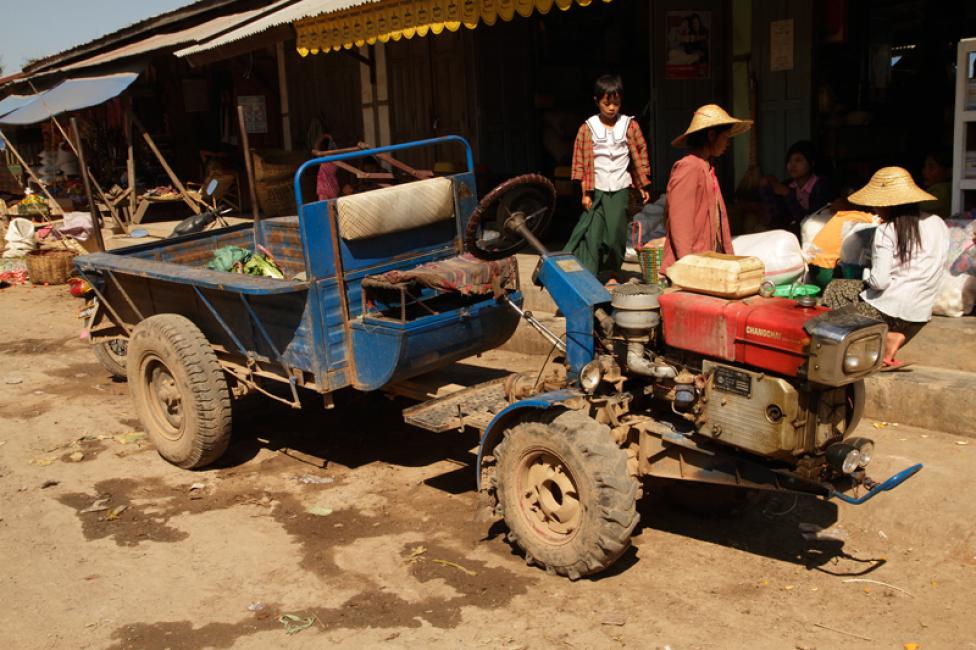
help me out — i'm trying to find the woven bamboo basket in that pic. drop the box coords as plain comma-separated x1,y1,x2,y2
637,245,664,285
26,249,76,285
255,179,297,217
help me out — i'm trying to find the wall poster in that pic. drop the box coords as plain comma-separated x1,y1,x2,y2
665,10,712,80
770,19,795,72
237,95,268,134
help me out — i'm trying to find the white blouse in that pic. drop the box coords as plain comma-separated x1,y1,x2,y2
586,114,632,193
861,214,950,322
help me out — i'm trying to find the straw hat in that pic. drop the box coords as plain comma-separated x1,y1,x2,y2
671,104,753,148
847,166,936,207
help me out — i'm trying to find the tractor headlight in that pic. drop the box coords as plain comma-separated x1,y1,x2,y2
845,437,875,467
805,314,887,386
843,335,882,374
826,443,861,474
580,359,602,394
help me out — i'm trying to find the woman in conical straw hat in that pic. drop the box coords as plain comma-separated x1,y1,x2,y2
661,104,752,274
823,166,949,369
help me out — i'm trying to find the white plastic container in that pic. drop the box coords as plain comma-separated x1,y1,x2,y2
665,252,765,298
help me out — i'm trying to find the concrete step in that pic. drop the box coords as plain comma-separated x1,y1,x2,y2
896,315,976,373
514,254,557,313
498,309,566,356
864,365,976,438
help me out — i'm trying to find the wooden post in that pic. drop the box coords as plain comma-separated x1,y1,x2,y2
130,115,202,215
276,42,292,151
237,105,260,220
125,108,137,222
70,118,105,251
0,128,62,220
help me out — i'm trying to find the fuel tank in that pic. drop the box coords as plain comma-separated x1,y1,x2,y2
658,291,827,377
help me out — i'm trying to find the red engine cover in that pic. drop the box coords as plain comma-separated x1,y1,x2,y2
658,291,828,377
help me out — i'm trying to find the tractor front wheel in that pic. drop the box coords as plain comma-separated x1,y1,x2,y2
493,410,639,579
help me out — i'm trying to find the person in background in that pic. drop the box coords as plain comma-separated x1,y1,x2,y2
567,74,652,278
760,140,835,238
822,167,949,370
919,149,952,218
313,133,341,201
661,104,752,274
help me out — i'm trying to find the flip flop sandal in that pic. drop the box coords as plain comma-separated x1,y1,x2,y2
881,359,915,372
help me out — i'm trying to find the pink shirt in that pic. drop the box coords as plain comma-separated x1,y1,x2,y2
790,174,819,212
662,154,734,273
316,162,340,201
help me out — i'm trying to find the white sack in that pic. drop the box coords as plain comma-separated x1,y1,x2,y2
800,206,834,249
934,218,976,316
933,272,976,317
732,229,805,285
3,217,36,258
839,223,877,266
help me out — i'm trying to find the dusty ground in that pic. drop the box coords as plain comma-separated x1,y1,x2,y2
0,283,974,650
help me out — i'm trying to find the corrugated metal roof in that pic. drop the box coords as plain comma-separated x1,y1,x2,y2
175,0,377,57
25,0,243,74
43,1,295,75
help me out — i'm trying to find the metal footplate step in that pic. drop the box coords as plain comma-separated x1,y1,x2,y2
401,377,510,433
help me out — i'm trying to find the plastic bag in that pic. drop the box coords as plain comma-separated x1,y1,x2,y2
934,218,976,316
625,197,667,262
933,272,976,317
54,212,93,242
732,229,805,285
839,223,877,266
3,217,36,258
800,206,833,249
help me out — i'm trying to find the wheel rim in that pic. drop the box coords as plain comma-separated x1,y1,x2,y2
142,356,184,440
107,338,128,359
516,449,582,543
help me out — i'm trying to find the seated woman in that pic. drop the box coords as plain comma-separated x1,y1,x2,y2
760,140,835,238
919,149,952,219
806,191,877,289
821,167,950,369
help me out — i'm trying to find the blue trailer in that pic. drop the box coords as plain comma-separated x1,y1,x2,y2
77,137,533,466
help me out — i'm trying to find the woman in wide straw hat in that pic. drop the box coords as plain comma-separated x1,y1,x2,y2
661,104,752,274
823,166,949,369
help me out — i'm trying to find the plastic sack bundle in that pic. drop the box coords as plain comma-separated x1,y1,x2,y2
933,218,976,317
625,196,667,263
800,206,833,249
838,222,877,266
3,217,36,258
731,229,805,285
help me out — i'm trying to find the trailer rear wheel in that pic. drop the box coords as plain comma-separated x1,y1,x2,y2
93,338,128,380
493,410,639,579
127,314,232,469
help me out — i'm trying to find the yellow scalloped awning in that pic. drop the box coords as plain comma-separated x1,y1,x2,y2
295,0,612,56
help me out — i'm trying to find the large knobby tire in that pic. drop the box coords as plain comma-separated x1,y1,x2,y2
127,314,232,469
93,338,128,380
493,410,639,579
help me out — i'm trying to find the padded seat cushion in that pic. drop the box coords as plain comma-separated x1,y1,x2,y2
372,253,517,295
336,177,455,240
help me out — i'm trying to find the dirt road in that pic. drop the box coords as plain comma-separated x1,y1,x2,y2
1,284,974,649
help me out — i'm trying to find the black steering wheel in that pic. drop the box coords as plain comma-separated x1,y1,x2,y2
464,173,556,260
